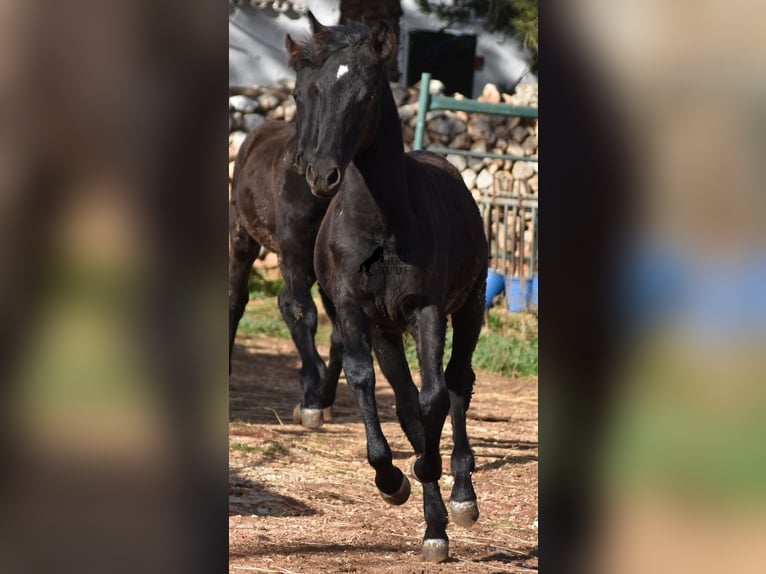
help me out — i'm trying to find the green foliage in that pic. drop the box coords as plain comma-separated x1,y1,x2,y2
239,276,538,377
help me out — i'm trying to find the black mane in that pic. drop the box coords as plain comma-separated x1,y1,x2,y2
288,23,371,70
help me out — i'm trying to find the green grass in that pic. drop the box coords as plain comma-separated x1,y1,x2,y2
241,273,537,378
230,442,289,459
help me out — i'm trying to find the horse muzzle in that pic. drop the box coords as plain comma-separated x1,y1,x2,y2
305,162,343,198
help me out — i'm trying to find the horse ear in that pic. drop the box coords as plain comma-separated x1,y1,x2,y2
285,34,300,65
307,11,327,34
372,22,397,64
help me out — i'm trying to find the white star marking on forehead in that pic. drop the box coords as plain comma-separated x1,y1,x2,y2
336,64,349,80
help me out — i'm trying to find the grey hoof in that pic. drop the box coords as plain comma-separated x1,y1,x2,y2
322,405,334,422
450,499,479,527
379,474,411,506
422,539,449,563
300,408,324,429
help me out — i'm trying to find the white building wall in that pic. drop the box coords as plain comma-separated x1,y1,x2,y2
229,0,535,95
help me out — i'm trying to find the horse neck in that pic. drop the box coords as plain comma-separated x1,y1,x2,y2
352,72,416,243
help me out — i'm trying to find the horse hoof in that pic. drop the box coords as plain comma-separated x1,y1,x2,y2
379,474,410,506
300,408,324,429
422,539,449,563
450,500,480,527
322,406,334,422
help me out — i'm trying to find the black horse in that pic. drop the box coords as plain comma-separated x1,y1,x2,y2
229,14,343,429
288,22,488,562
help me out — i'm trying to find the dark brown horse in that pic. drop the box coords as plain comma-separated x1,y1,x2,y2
229,14,342,429
287,22,488,562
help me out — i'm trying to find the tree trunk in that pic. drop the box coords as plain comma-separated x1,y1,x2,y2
339,0,403,82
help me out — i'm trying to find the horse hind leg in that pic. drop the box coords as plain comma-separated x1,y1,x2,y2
229,213,260,373
444,285,484,528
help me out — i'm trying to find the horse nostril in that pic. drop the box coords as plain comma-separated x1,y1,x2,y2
295,152,303,166
326,168,341,189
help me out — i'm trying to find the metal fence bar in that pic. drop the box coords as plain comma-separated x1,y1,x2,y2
426,146,537,163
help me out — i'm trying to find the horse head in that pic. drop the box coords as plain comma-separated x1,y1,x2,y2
290,22,397,198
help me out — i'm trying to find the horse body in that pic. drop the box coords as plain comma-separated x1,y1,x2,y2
229,117,342,429
291,19,487,562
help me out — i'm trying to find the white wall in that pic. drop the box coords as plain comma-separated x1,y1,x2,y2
228,0,535,94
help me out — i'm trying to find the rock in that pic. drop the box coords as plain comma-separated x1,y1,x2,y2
507,116,521,131
516,180,530,197
476,168,494,190
401,124,414,144
470,140,487,153
522,135,537,155
272,105,285,120
506,141,525,158
229,160,235,180
451,133,472,150
428,78,445,94
527,174,538,193
461,168,477,189
467,117,494,145
257,92,280,112
446,154,467,172
229,130,248,160
398,103,419,123
230,111,244,131
229,95,258,113
512,160,535,180
428,115,453,137
494,139,508,152
242,113,265,133
479,83,501,103
391,84,409,107
283,99,296,123
428,115,466,138
511,125,528,143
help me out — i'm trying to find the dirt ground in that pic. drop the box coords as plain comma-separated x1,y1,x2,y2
229,333,538,574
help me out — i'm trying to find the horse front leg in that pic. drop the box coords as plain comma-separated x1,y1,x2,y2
318,287,344,422
413,304,451,563
278,260,327,429
338,303,410,505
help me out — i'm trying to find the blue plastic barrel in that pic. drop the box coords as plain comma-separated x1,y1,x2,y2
485,268,505,308
531,276,539,309
506,276,526,312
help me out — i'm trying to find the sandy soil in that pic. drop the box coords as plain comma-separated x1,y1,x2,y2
229,333,538,574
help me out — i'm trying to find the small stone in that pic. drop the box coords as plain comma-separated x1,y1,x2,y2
512,125,527,142
470,140,487,153
391,84,409,107
522,134,537,155
398,103,419,123
283,99,296,123
506,141,525,158
242,113,265,133
479,83,501,103
467,117,494,145
401,124,414,144
460,168,477,189
229,95,258,113
428,115,452,137
229,130,248,159
507,116,521,131
446,154,467,172
428,78,445,94
272,105,285,120
257,92,280,112
512,160,535,180
451,133,472,150
528,174,538,193
229,161,235,180
476,168,494,190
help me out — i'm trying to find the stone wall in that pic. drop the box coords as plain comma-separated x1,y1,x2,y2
228,80,538,200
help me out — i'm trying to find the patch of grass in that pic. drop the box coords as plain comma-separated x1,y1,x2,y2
248,270,284,299
239,270,538,377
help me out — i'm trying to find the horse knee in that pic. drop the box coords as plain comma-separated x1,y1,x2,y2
419,383,450,420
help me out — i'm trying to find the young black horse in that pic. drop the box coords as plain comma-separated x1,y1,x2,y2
288,23,488,562
229,14,343,429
